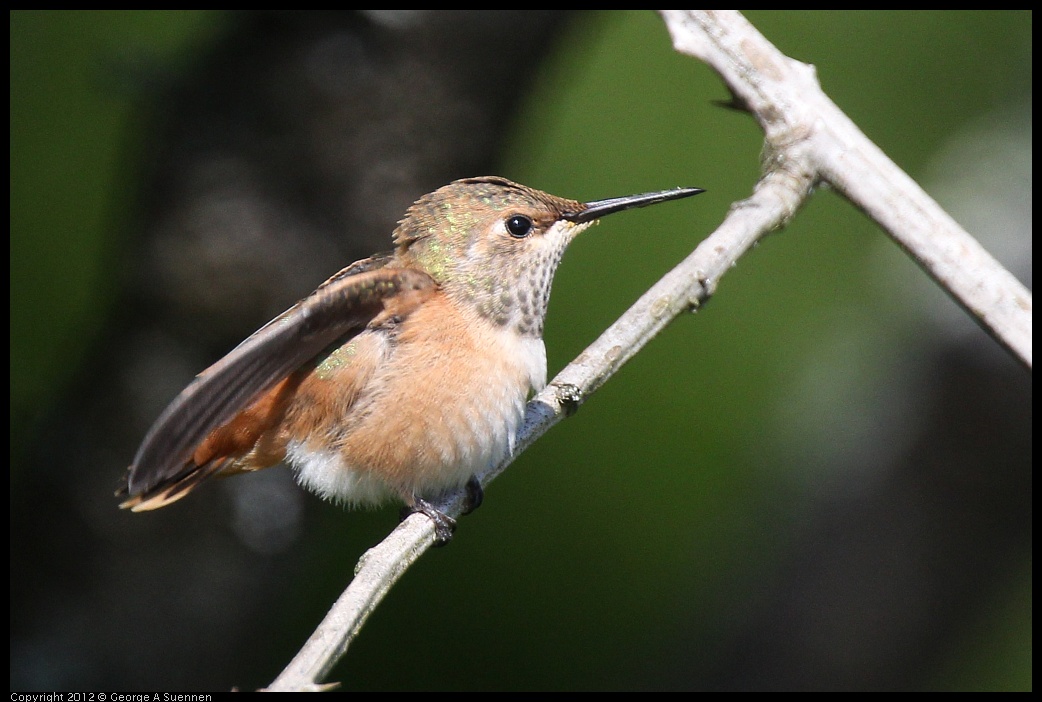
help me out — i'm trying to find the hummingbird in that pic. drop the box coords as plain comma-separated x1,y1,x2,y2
119,176,703,542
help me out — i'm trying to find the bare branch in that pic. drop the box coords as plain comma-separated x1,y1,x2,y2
265,517,437,691
269,10,1030,691
267,136,813,694
661,10,1032,368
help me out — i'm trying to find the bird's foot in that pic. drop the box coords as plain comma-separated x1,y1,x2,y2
461,475,484,515
401,497,457,546
400,477,484,546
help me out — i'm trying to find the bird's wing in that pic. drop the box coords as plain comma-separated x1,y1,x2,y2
121,261,437,503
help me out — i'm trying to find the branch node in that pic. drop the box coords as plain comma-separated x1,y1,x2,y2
551,382,584,417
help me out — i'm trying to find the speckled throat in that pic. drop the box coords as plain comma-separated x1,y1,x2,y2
393,177,591,338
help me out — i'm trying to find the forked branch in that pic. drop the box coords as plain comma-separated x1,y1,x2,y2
266,10,1030,691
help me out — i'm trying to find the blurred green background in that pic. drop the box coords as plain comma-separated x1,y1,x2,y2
11,10,1031,691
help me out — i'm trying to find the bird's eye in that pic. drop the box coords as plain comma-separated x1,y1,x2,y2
506,215,533,239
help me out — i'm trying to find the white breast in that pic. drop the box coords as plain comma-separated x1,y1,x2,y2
288,311,547,508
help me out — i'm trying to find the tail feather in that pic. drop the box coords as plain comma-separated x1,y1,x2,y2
117,460,230,512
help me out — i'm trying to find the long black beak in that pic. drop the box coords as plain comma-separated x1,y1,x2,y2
563,186,705,224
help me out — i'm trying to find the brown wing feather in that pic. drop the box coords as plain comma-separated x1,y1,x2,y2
119,262,436,508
